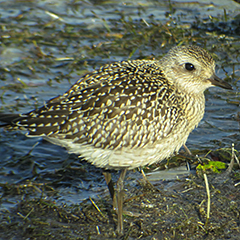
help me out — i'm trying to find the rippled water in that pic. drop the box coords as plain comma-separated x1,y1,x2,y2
0,0,239,208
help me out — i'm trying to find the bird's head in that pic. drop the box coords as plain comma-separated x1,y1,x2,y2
159,45,232,94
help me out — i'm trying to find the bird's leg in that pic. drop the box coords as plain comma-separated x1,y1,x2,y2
116,168,127,235
183,144,192,156
102,171,117,209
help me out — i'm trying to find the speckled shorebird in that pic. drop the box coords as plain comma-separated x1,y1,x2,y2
0,45,232,234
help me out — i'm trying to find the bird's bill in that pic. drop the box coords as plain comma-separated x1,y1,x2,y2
210,74,232,90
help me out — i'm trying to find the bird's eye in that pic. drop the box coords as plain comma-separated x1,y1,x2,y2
185,63,195,71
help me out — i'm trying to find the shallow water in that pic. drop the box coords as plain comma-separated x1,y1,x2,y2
0,0,239,209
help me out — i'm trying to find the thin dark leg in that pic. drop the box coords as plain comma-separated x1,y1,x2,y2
116,168,127,235
102,171,117,209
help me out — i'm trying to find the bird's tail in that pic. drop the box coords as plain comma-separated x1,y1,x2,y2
0,113,24,128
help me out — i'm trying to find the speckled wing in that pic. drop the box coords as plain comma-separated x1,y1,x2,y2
13,60,184,150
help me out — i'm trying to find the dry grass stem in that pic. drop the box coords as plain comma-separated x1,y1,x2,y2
204,173,210,226
89,197,107,218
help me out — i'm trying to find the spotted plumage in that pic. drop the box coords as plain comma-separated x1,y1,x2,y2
0,45,232,234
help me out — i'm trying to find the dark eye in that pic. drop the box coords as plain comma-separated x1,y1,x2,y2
185,63,195,71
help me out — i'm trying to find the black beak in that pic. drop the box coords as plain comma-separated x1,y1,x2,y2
210,74,232,90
